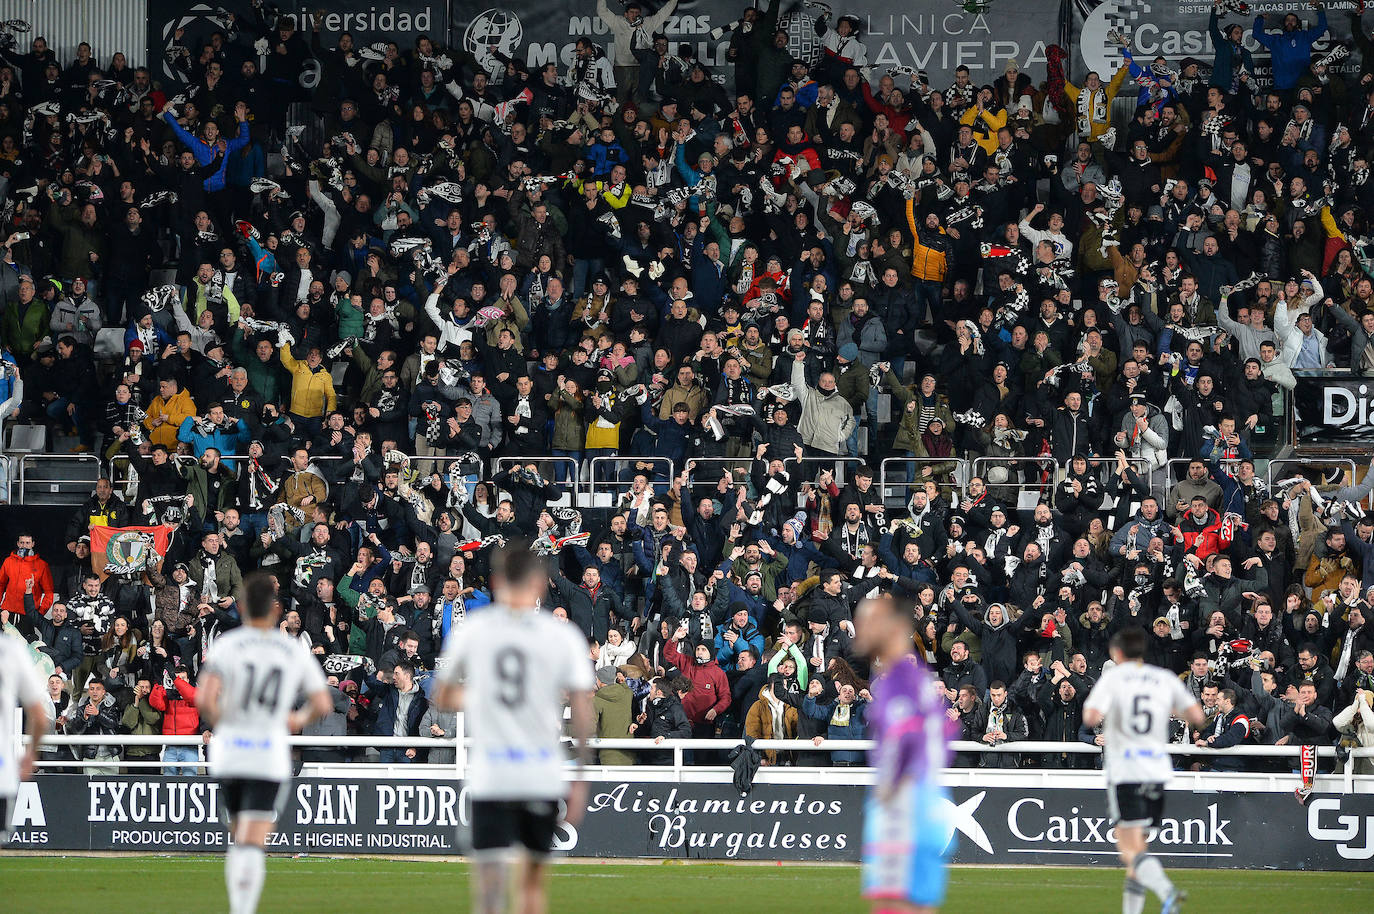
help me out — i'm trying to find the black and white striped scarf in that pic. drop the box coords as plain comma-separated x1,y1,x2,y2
839,520,872,557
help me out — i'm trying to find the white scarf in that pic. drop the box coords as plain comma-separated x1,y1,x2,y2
1076,85,1107,135
764,689,786,738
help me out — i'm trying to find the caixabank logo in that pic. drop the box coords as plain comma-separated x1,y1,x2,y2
1077,0,1213,76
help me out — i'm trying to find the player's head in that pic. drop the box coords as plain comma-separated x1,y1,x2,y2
489,539,548,608
1109,627,1147,663
853,593,913,660
240,570,282,623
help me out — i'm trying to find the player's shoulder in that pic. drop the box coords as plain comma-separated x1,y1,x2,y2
210,625,290,658
0,629,25,655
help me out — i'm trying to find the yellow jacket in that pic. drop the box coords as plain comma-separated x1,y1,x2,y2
1064,64,1130,141
905,199,948,283
957,105,1008,155
144,389,197,449
280,347,337,418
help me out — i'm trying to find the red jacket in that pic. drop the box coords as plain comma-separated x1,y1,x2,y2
0,551,54,615
663,638,731,724
150,680,200,735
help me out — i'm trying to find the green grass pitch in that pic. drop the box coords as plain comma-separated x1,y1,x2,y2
0,857,1368,912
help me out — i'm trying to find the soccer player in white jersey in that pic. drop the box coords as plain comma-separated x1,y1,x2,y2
435,540,595,914
1084,628,1204,914
196,572,332,914
0,632,48,840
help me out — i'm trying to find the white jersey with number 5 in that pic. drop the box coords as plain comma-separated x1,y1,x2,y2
0,633,47,797
1084,661,1199,786
436,606,594,801
202,626,328,782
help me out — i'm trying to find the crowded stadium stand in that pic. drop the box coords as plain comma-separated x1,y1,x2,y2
0,0,1371,871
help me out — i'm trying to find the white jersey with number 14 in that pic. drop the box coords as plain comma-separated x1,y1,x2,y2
1084,661,1198,786
202,626,328,782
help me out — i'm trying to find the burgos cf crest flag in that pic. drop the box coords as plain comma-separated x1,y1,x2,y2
89,525,175,579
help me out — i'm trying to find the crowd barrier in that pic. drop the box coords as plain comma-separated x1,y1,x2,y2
13,732,1374,868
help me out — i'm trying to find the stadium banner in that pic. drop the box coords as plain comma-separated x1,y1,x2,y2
450,0,1065,90
1071,0,1362,84
145,0,447,88
1291,374,1374,448
13,775,1374,869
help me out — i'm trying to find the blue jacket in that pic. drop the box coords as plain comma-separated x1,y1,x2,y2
689,237,729,311
571,544,626,599
124,323,173,359
774,79,819,109
162,114,251,192
366,677,430,738
714,621,765,671
1122,49,1175,111
639,402,693,467
437,590,492,643
1208,10,1255,88
587,140,628,177
674,144,713,211
877,532,940,586
225,142,265,190
802,696,867,763
1252,12,1327,90
176,416,250,458
770,535,824,586
0,351,18,411
726,583,769,627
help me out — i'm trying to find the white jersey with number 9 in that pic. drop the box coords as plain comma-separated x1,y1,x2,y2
436,606,594,801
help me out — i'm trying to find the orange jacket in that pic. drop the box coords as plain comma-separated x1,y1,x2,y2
0,550,54,614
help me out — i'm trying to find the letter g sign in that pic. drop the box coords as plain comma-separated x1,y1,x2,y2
1307,799,1374,861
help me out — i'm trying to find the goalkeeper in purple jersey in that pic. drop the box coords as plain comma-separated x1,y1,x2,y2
853,594,957,914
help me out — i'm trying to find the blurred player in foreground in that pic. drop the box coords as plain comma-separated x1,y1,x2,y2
0,631,48,841
1084,628,1204,914
197,573,332,914
434,540,595,914
854,593,954,914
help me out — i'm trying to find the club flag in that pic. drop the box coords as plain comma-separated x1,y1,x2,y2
89,525,175,579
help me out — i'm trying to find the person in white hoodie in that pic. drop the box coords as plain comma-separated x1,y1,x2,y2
596,0,678,102
1018,202,1074,262
1333,687,1374,775
790,348,854,459
595,626,637,671
1273,298,1331,370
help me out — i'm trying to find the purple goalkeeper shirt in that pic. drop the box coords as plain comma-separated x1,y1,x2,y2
868,653,953,788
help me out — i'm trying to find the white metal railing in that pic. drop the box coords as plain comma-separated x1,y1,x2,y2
25,730,1373,794
1267,457,1358,491
878,456,968,504
32,732,1371,768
